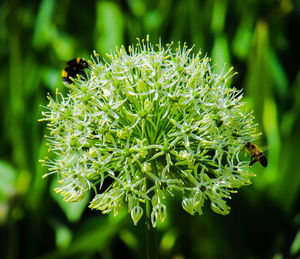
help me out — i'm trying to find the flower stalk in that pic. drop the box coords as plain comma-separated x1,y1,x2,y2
146,178,157,259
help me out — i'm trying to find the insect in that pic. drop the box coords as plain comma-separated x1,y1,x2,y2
62,57,90,84
245,142,268,167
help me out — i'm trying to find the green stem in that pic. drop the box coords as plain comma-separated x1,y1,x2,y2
145,178,158,259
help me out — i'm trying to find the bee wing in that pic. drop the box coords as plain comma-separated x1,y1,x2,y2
260,144,269,153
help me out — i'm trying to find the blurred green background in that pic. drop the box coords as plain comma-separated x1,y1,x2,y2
1,0,300,258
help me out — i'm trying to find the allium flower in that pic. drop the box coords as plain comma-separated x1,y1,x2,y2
40,37,260,226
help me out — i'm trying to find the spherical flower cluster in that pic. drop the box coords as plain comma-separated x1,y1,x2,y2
40,37,260,226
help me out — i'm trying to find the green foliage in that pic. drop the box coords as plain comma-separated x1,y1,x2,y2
0,0,299,258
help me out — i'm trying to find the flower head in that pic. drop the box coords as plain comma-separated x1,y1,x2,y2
40,37,260,226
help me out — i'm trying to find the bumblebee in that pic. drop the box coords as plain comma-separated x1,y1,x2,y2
245,142,267,168
62,57,90,84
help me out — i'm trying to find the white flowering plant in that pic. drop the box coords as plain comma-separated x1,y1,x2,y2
40,37,260,229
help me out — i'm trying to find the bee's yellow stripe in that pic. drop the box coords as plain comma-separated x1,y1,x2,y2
62,69,68,77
